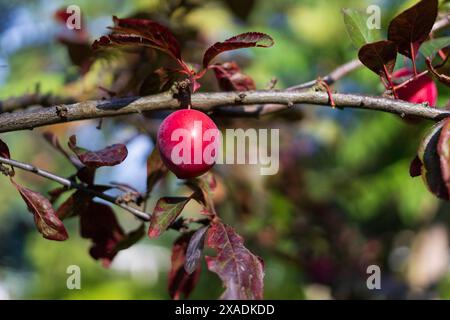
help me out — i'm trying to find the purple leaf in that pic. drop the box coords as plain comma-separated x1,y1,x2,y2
358,40,397,79
68,135,128,169
203,32,274,68
205,222,264,300
185,226,209,274
13,180,68,241
388,0,438,59
80,202,125,267
212,62,256,91
169,232,201,300
93,16,181,61
148,197,191,238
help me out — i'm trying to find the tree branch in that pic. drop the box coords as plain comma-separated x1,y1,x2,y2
0,90,449,133
0,156,151,221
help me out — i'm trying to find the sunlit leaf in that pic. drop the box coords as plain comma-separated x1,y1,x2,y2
203,32,274,67
342,8,379,49
148,197,191,238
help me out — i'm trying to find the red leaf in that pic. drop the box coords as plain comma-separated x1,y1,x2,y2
68,135,128,168
0,138,10,159
203,32,274,68
212,62,256,91
205,222,264,300
148,197,191,238
358,40,397,79
80,202,125,267
13,180,68,241
388,0,438,59
169,232,201,300
93,16,181,61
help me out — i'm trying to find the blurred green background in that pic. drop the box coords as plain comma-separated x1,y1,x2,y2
0,0,450,300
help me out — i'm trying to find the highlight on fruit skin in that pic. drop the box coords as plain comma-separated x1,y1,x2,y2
157,109,220,179
392,68,438,107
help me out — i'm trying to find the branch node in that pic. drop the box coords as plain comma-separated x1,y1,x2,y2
55,105,68,120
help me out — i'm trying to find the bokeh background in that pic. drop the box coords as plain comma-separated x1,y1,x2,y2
0,0,450,300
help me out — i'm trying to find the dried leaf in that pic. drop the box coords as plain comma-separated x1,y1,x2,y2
169,232,201,300
388,0,438,59
148,197,191,238
206,222,264,300
203,32,274,68
13,180,68,241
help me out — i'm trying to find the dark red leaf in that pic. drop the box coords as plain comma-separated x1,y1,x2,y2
203,32,274,68
358,40,397,79
146,147,168,194
438,118,450,198
185,226,209,274
56,190,91,219
148,197,191,238
212,62,256,91
68,135,128,168
58,38,93,74
388,0,438,59
409,155,422,177
80,202,125,267
205,222,264,300
139,67,178,96
0,138,10,159
93,16,181,61
169,232,201,300
416,120,449,199
13,180,68,241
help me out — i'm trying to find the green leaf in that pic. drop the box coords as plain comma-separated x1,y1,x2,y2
342,8,377,49
148,197,191,238
419,37,450,58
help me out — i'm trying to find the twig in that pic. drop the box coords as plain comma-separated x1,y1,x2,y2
0,156,151,221
287,59,362,91
0,90,449,133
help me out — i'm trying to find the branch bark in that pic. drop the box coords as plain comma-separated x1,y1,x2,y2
0,156,151,221
0,90,449,133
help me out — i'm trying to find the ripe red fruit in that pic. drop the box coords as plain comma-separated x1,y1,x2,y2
157,109,219,179
392,68,438,106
